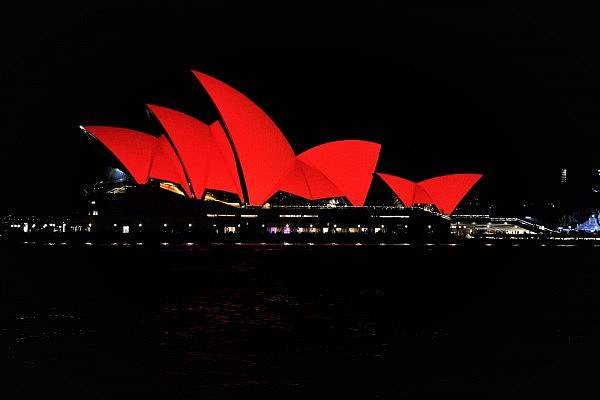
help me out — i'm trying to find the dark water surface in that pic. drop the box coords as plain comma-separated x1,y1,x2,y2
5,242,600,398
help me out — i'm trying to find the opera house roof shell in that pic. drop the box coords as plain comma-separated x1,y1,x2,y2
81,70,481,214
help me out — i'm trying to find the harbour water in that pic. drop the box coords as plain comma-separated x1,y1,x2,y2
6,241,600,398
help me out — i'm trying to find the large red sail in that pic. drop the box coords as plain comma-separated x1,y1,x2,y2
192,71,296,205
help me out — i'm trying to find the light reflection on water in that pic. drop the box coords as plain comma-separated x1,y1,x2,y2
6,242,600,398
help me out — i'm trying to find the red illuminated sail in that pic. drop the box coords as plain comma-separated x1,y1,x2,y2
418,174,483,215
82,125,192,196
192,70,296,205
148,135,191,197
376,174,420,206
413,184,434,205
148,105,245,202
81,126,157,184
208,121,245,202
277,159,343,200
298,140,381,206
377,173,482,214
147,105,209,198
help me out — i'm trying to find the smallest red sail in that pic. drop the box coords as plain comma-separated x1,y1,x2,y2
377,173,482,214
419,174,483,215
375,174,418,207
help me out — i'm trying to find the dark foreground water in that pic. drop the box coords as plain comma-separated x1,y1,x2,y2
5,241,600,399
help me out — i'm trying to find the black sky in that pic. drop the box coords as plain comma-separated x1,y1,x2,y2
2,0,599,214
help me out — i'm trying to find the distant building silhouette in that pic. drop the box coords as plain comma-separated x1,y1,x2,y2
560,168,567,185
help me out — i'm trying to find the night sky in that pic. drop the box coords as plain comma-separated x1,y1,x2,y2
2,0,599,215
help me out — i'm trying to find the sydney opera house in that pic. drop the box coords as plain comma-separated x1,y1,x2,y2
78,70,482,242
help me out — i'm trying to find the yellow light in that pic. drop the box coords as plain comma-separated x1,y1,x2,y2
159,182,185,196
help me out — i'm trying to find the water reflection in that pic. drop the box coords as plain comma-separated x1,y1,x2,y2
6,243,600,398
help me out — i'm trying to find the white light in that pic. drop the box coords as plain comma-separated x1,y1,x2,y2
164,223,167,227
